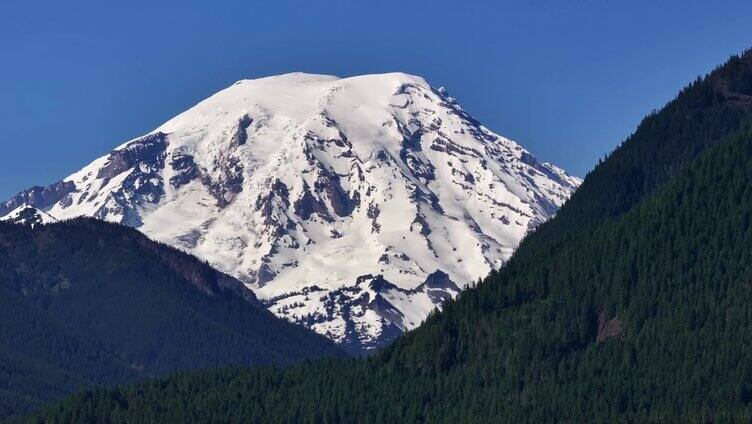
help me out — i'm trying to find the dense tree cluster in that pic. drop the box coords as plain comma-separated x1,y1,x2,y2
0,219,342,420
16,50,752,423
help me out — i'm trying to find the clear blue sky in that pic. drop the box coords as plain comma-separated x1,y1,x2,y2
1,0,750,199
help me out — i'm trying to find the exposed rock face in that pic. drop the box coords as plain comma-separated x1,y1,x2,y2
0,181,75,217
96,132,168,181
2,72,580,353
169,154,200,189
596,312,625,342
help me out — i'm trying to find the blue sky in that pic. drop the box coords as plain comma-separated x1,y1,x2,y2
1,0,750,199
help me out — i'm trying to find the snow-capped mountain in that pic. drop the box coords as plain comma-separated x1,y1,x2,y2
1,72,580,353
0,204,58,228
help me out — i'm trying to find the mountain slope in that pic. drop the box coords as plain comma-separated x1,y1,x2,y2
0,205,57,228
23,50,752,422
0,218,342,420
1,72,579,352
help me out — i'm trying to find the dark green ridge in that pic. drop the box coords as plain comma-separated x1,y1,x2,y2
0,218,343,421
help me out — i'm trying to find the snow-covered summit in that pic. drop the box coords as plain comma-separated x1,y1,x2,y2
0,204,58,228
1,72,580,353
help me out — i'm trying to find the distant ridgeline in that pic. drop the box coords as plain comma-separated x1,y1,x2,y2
19,50,752,422
0,219,342,421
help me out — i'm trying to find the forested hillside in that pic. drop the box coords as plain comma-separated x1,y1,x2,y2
0,219,342,420
19,50,752,423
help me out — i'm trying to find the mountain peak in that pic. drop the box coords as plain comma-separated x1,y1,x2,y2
233,71,341,85
234,71,426,85
2,74,579,353
0,204,58,228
